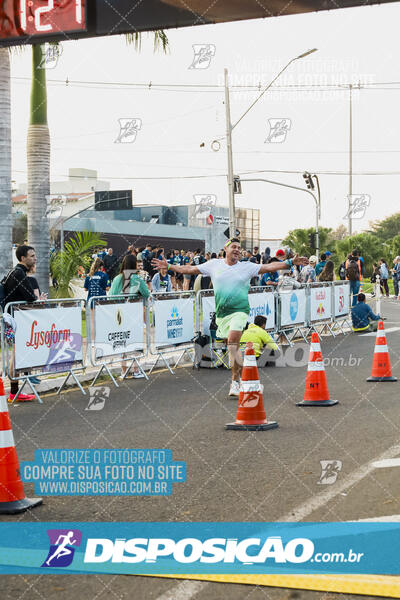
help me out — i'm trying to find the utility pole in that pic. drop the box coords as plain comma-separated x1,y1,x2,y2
224,68,235,239
348,83,353,236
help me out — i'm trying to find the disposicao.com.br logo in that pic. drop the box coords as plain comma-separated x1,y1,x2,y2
81,536,363,566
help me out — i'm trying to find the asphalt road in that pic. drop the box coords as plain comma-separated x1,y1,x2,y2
2,299,400,600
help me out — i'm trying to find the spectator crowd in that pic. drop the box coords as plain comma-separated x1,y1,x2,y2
85,244,400,306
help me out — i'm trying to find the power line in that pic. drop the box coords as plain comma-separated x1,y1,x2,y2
12,167,400,180
11,76,400,92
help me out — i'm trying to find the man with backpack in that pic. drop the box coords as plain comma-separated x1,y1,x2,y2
345,252,362,306
1,245,47,402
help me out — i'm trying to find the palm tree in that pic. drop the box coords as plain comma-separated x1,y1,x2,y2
27,33,169,294
0,47,12,277
27,44,50,293
50,231,107,297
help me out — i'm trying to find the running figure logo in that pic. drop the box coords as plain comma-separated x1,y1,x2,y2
318,460,342,485
188,44,216,69
265,118,291,143
42,529,82,568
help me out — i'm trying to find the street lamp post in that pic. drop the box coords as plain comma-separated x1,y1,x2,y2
223,48,318,239
348,83,353,236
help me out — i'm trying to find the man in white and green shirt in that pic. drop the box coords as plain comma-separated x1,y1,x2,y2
152,239,308,396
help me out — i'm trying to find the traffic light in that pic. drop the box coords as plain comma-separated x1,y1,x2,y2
308,232,316,249
233,176,242,194
223,228,241,239
303,172,315,190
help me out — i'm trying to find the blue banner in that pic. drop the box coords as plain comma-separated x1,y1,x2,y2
0,522,399,575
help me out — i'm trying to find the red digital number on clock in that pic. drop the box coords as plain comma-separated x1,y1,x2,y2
0,0,85,39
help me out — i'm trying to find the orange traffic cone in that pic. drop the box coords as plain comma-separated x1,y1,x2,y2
297,333,338,406
225,343,278,431
367,321,397,382
0,378,42,514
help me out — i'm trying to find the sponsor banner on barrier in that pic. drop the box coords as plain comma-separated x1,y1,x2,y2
310,287,332,321
14,306,83,370
0,522,399,575
94,302,144,357
154,297,194,347
201,295,216,335
249,293,275,329
334,284,350,317
280,289,306,326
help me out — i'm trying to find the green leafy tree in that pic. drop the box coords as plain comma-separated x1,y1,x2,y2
282,227,333,257
334,233,382,276
50,231,106,297
369,213,400,241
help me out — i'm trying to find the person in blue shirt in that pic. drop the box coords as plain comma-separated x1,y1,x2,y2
259,258,280,286
84,258,110,302
315,253,327,277
351,293,380,333
151,267,172,293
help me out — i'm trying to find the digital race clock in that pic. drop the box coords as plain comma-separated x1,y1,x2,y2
0,0,86,42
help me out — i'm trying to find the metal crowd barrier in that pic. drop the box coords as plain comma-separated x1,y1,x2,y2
3,298,86,403
306,281,336,337
0,281,352,401
147,290,196,374
277,284,308,345
86,294,148,387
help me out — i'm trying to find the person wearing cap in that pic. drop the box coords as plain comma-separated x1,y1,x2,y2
299,255,317,283
351,293,380,333
152,239,308,397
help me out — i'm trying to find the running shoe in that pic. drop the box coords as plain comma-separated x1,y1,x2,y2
228,380,240,397
8,393,35,403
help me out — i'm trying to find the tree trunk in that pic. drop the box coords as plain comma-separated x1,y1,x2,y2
27,45,50,293
0,48,13,277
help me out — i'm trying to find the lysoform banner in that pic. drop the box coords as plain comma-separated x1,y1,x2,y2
94,301,145,357
280,289,306,326
310,286,332,321
153,297,194,347
14,306,83,370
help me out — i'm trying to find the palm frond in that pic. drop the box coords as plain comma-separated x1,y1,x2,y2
124,30,169,54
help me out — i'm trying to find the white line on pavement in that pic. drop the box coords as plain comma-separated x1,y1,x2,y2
279,443,400,522
155,580,208,600
371,458,400,468
362,327,400,336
